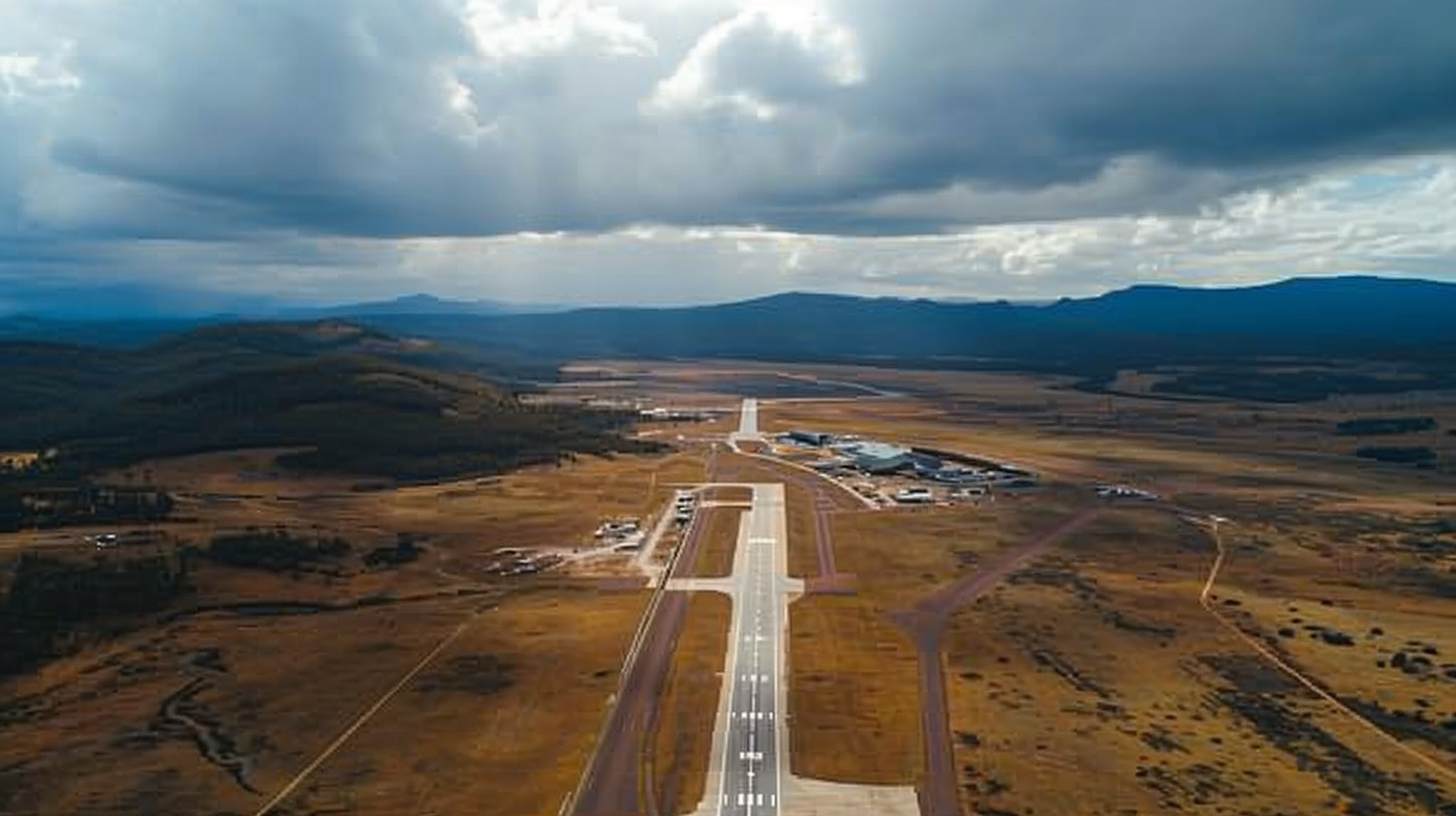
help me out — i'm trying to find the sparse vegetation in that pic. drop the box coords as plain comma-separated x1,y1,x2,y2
650,594,731,816
363,534,424,568
1356,445,1438,465
1337,416,1438,436
1153,367,1456,403
202,528,351,572
0,478,173,532
0,550,191,677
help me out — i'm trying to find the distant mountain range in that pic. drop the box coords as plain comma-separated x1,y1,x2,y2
351,276,1456,370
276,293,568,319
4,276,1455,375
0,284,563,321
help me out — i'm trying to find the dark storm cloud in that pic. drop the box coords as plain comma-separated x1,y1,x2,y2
4,0,1456,241
813,0,1456,202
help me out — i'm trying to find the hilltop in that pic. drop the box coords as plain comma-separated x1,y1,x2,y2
0,322,655,481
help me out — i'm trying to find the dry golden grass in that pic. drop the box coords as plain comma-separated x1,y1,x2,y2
0,592,488,815
694,505,743,579
941,509,1456,815
650,593,732,816
783,500,1076,785
831,501,1075,607
783,480,822,579
787,595,922,785
754,376,1456,811
274,585,647,816
99,447,709,560
699,485,753,507
0,448,708,816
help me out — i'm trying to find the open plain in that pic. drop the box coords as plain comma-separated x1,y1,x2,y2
3,359,1456,815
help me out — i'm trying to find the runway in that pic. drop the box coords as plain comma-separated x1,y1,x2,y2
574,398,828,816
708,481,790,815
727,398,759,451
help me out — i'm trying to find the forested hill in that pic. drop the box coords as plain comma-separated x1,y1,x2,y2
0,322,655,481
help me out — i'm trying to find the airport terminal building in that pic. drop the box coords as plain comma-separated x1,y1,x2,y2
840,441,915,474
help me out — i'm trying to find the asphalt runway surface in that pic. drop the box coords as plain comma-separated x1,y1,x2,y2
710,484,787,815
714,452,852,584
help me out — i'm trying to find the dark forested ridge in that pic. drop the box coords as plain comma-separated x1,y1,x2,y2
0,321,657,483
4,276,1456,405
349,276,1456,365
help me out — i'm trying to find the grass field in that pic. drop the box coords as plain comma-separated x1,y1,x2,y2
782,498,1084,786
0,445,707,816
6,358,1456,815
0,593,489,815
650,593,732,816
272,585,647,816
694,505,743,579
0,578,650,816
788,594,922,784
940,508,1456,815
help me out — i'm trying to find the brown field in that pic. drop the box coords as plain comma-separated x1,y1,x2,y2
1,587,644,816
6,359,1456,816
101,446,708,547
694,505,743,579
0,446,707,816
270,586,647,816
743,364,1456,814
0,593,491,815
941,508,1456,815
788,593,923,784
784,498,1086,786
650,593,732,816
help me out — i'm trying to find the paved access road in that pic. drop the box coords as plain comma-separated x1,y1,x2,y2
573,502,713,816
894,506,1100,816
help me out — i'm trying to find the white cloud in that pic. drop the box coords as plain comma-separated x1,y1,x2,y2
646,2,862,120
3,0,1456,307
0,47,79,101
10,153,1455,308
464,0,658,63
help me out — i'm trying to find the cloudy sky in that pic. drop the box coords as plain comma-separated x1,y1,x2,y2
2,0,1455,311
